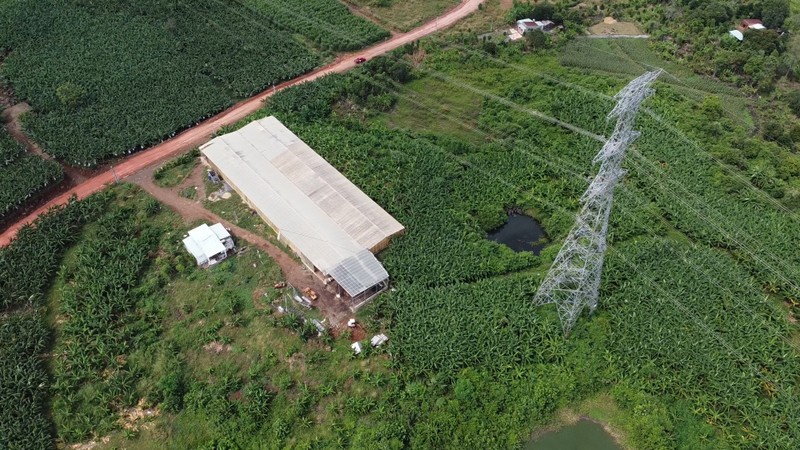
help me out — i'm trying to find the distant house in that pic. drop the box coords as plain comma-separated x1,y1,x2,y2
183,223,235,267
517,19,555,34
728,30,744,41
740,19,766,30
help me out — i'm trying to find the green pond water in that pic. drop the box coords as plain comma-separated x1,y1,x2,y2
525,420,621,450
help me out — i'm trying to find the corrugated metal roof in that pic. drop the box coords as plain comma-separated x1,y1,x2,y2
209,223,231,240
187,224,226,259
183,236,207,265
328,250,389,297
200,116,403,296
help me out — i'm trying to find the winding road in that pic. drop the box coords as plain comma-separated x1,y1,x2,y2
0,0,483,247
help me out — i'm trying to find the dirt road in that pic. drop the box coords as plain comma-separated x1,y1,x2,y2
128,167,352,325
0,0,482,247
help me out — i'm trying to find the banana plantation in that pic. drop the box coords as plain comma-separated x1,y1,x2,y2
0,126,62,221
1,36,800,449
0,196,105,449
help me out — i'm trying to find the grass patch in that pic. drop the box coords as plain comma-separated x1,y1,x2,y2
345,0,459,32
153,149,200,188
445,0,511,36
378,76,485,140
559,38,754,129
178,186,197,200
93,236,394,449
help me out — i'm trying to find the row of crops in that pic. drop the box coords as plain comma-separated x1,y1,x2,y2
0,123,23,165
0,313,52,449
51,203,165,442
604,238,800,447
0,196,106,449
0,126,62,220
245,0,389,51
0,0,331,166
0,0,391,167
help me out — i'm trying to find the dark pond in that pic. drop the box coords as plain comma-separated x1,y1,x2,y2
487,214,547,254
525,420,621,450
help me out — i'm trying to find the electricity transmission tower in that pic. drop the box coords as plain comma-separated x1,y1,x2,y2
533,70,661,336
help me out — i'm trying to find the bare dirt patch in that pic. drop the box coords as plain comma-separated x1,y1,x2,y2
69,436,111,450
287,352,307,375
119,399,160,431
203,341,233,354
349,323,367,342
588,17,643,35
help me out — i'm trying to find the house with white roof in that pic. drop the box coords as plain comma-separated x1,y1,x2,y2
183,223,235,267
517,18,555,34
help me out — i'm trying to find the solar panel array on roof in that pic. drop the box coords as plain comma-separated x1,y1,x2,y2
200,116,404,297
328,250,390,297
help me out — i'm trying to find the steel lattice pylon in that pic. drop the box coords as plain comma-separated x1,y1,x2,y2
533,70,661,335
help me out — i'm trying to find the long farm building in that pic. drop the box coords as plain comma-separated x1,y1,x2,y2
200,116,404,307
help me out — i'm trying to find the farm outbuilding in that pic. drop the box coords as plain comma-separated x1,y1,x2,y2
740,19,766,30
200,116,404,306
183,223,235,267
517,18,555,34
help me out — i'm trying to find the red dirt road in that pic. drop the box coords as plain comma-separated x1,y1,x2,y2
0,0,482,247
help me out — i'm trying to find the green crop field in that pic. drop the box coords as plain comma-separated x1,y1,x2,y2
244,0,389,50
3,20,800,450
0,125,62,220
345,0,459,32
0,0,386,167
560,38,755,129
0,195,105,448
240,46,799,447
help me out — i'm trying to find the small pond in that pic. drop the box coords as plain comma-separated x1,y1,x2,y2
487,214,547,254
524,420,621,450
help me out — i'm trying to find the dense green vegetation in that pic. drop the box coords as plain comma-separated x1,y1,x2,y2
0,196,105,311
0,312,53,450
0,120,23,164
244,44,800,447
604,238,800,447
50,199,171,442
0,125,62,220
0,154,62,218
245,0,389,50
3,3,800,448
0,196,106,449
0,0,382,166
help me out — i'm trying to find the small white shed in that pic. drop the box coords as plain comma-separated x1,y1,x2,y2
183,223,235,266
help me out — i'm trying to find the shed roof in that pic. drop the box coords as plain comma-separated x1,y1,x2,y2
741,19,763,26
209,223,231,240
328,250,389,297
188,224,227,259
200,116,403,296
183,236,207,265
